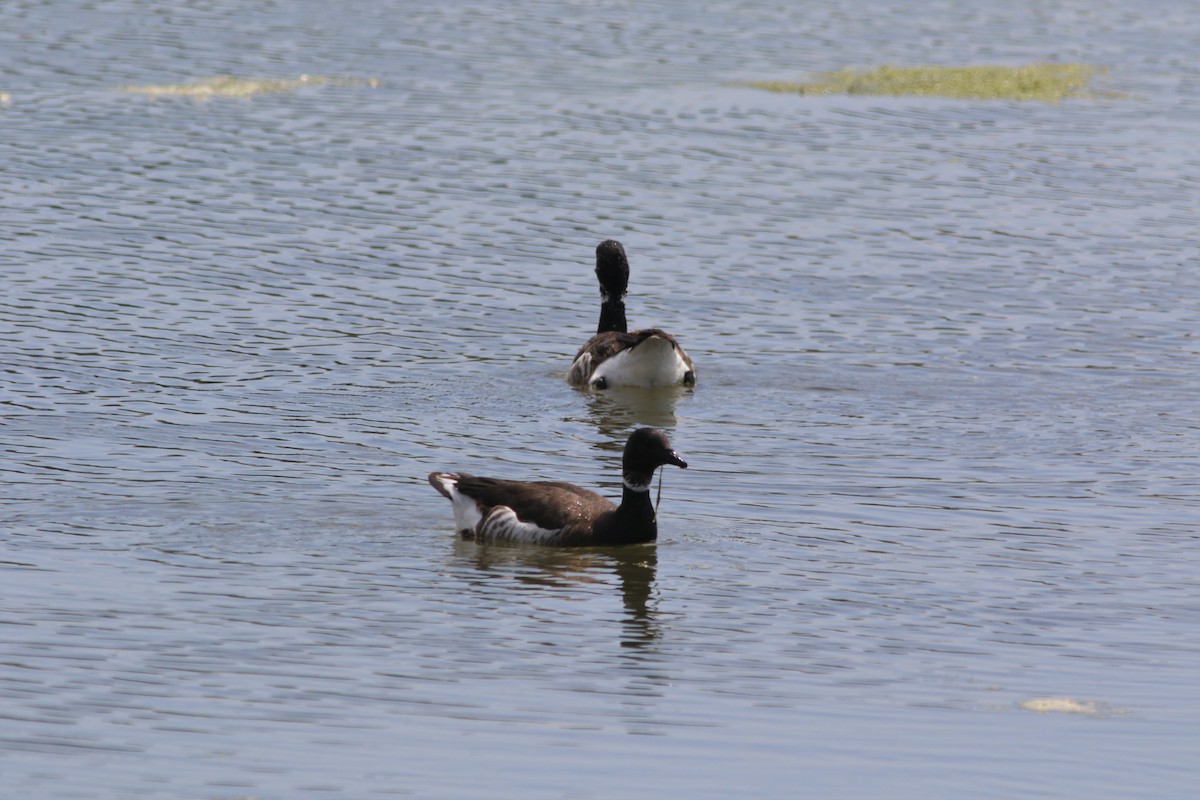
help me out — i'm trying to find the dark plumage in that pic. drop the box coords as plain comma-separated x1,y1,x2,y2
568,240,695,389
428,428,688,546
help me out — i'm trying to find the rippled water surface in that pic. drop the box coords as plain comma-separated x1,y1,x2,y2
3,0,1198,797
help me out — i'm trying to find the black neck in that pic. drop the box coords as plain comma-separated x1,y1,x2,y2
611,483,657,544
597,299,627,334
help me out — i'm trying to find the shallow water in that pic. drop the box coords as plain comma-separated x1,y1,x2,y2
3,0,1198,797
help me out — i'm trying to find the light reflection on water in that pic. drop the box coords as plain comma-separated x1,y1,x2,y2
3,0,1199,797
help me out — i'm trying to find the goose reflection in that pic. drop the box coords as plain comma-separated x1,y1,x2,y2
576,383,691,440
452,539,660,649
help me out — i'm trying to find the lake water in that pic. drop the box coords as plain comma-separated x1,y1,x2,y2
2,0,1198,797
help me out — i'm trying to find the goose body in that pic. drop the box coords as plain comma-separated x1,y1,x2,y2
428,428,687,546
568,240,695,390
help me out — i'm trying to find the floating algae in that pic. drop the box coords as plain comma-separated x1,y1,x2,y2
119,74,380,98
1019,697,1125,717
749,63,1107,102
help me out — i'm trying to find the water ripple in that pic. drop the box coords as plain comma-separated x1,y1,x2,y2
3,0,1199,797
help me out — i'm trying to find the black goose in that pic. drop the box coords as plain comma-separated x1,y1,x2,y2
568,240,696,389
428,428,687,546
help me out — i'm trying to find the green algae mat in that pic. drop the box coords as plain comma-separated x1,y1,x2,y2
749,64,1109,102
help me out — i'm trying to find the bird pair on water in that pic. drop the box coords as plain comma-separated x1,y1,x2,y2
429,240,694,546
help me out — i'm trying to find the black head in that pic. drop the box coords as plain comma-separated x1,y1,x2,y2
595,239,630,301
623,427,688,478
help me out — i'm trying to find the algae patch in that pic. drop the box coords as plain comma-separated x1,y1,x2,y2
119,75,380,98
1019,697,1124,717
749,63,1106,102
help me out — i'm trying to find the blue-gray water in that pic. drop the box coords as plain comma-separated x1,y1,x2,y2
2,0,1198,797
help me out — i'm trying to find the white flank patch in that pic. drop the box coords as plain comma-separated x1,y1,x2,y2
590,335,688,388
479,506,561,544
431,475,483,534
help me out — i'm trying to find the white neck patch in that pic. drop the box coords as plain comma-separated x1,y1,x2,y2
623,476,652,492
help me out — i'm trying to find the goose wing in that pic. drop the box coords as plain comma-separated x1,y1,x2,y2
452,475,614,532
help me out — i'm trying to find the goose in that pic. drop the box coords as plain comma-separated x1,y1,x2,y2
428,427,687,546
568,240,696,389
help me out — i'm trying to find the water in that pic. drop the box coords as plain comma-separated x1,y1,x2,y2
3,0,1198,797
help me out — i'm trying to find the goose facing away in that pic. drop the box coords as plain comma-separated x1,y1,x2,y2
568,240,695,390
428,427,688,546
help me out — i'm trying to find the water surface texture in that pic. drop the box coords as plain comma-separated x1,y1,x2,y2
3,0,1198,797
